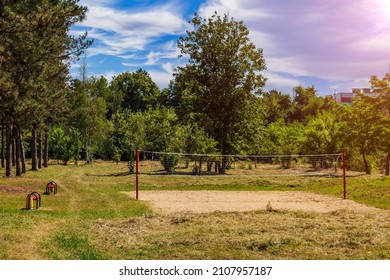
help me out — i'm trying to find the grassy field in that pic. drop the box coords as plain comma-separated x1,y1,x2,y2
1,161,390,259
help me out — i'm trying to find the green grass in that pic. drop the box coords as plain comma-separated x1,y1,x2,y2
1,161,390,259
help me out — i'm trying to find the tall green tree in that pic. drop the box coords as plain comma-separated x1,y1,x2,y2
111,110,145,163
258,120,305,156
300,111,342,155
176,12,267,167
290,86,324,123
261,90,293,125
340,94,386,174
370,73,390,175
0,0,91,176
109,69,161,114
69,76,109,163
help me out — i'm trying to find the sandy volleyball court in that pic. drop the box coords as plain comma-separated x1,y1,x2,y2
127,190,379,214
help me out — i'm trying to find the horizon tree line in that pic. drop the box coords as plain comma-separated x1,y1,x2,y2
1,5,390,177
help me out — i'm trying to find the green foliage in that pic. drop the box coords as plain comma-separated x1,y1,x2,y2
370,74,390,175
258,120,305,155
160,154,179,172
300,111,342,155
111,109,145,172
4,1,390,179
261,90,293,125
143,106,178,152
110,69,161,113
69,76,111,162
0,0,92,176
290,86,327,123
176,12,266,155
49,126,81,165
339,94,387,174
169,123,218,154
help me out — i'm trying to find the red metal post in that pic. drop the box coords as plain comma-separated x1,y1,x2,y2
342,148,346,200
136,148,139,200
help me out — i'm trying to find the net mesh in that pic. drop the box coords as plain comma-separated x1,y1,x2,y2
139,151,343,177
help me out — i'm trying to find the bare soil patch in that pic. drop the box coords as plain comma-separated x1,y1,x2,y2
0,186,29,194
128,191,380,214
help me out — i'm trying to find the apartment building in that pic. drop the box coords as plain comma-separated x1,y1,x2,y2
332,88,378,105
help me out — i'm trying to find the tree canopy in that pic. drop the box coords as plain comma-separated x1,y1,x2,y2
1,8,389,177
175,12,267,156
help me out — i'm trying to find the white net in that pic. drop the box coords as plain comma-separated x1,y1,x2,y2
138,151,343,177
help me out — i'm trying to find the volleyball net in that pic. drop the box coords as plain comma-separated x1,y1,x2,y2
134,150,347,199
138,150,344,176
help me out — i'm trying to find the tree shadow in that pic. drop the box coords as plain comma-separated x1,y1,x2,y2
86,172,130,177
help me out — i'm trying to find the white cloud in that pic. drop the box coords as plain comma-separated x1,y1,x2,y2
264,71,301,93
146,51,161,65
162,62,174,74
73,0,390,93
122,62,140,68
198,0,390,86
100,71,120,83
149,70,174,89
78,3,189,55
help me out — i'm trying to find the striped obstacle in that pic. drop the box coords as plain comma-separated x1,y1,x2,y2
45,181,58,195
26,192,41,210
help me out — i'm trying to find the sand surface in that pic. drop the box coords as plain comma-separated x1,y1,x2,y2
127,190,380,214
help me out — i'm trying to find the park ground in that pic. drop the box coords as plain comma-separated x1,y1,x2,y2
1,161,390,260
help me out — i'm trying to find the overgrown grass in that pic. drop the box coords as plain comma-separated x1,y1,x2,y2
0,161,149,259
1,161,390,259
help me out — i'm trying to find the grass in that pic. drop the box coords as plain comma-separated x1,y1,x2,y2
92,210,390,260
1,160,390,259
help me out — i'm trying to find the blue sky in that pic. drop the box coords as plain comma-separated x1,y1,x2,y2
71,0,390,96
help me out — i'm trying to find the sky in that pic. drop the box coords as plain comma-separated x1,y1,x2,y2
71,0,390,96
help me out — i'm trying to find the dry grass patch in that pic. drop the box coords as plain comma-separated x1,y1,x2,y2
91,209,390,260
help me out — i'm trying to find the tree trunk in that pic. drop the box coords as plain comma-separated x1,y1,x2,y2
15,129,21,176
86,137,92,164
1,119,4,168
219,156,226,174
207,161,213,172
31,127,38,171
37,133,42,169
5,122,12,177
11,132,16,167
385,151,390,176
19,130,26,173
362,150,370,175
44,130,49,167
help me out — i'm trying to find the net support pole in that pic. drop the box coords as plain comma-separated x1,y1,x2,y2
135,148,139,200
342,148,347,200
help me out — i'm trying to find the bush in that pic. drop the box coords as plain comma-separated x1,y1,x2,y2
160,154,179,172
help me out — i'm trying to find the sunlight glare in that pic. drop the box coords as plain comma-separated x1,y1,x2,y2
379,0,390,18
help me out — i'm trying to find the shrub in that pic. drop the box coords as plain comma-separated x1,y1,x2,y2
160,154,179,172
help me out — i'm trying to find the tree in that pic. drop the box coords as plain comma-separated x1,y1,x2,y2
109,69,161,114
370,73,390,175
176,12,267,169
169,123,218,155
290,86,324,123
340,94,386,174
143,107,179,153
69,76,109,164
0,0,91,176
111,109,145,171
261,90,293,125
49,126,82,165
258,120,305,156
300,111,342,155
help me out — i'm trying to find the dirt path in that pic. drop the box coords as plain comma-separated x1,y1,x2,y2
127,190,380,214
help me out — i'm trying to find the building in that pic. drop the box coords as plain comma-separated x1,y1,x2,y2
332,88,378,105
